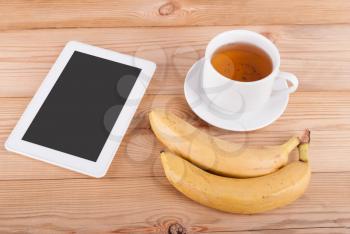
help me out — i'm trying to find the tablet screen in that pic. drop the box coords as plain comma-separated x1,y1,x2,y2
22,51,141,162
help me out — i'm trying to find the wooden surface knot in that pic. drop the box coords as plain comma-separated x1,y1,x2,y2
159,2,177,16
168,223,187,234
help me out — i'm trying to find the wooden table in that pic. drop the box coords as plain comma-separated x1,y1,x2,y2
1,1,350,233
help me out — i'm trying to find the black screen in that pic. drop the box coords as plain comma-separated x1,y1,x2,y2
22,51,141,162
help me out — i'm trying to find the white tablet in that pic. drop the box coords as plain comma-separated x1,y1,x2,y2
5,41,156,178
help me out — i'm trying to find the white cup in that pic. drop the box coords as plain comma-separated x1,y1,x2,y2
202,30,298,114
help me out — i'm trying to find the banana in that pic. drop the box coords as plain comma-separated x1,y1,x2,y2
149,109,301,178
161,145,311,214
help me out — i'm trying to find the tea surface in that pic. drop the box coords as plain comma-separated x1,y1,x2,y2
211,43,273,82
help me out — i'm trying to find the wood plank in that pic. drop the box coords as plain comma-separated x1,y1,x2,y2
235,227,350,234
0,91,349,180
0,25,350,97
1,0,349,30
0,172,349,233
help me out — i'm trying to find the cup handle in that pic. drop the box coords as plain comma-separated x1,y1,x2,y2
273,71,299,94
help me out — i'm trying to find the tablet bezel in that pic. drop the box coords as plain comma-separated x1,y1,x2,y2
5,41,156,178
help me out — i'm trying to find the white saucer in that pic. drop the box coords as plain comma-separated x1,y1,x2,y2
184,58,290,131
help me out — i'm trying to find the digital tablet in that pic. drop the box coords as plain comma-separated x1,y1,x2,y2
5,41,156,178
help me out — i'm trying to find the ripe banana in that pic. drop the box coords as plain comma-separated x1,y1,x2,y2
161,144,311,214
150,109,301,178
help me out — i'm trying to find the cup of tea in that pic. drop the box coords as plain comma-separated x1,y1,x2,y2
202,30,298,114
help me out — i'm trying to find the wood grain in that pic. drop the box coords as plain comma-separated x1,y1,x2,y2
120,227,350,234
0,25,350,97
1,0,350,30
0,172,349,233
237,228,350,234
0,91,349,180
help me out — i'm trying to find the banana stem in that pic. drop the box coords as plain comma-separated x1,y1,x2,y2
298,129,311,162
282,137,300,155
282,129,311,156
300,129,311,144
299,143,309,162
